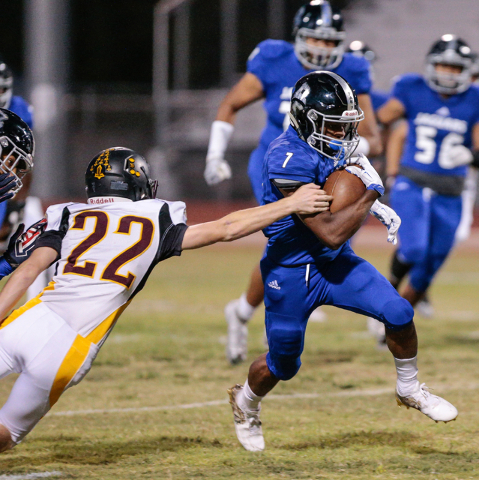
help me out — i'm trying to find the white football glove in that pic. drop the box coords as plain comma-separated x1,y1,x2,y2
370,200,401,245
449,145,473,167
346,154,385,196
204,156,232,185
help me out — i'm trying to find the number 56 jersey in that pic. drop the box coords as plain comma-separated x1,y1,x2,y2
35,198,188,345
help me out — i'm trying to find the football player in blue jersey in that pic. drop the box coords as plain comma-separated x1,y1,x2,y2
204,0,382,365
227,71,457,452
0,60,35,240
376,35,479,315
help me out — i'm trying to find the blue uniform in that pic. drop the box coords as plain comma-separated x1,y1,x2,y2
370,89,389,114
261,127,413,381
390,74,479,292
246,40,372,202
0,96,34,227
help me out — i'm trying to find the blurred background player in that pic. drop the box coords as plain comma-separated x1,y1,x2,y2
204,0,382,365
228,71,456,453
0,58,45,299
368,35,479,347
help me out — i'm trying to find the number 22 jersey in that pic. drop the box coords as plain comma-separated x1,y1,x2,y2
34,198,188,345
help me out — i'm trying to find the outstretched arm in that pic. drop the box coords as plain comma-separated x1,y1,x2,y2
205,73,265,185
357,94,382,156
0,247,57,321
181,184,332,250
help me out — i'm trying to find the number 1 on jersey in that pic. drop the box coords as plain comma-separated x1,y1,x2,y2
283,152,294,168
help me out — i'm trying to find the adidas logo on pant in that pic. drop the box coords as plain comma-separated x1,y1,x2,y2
268,280,281,290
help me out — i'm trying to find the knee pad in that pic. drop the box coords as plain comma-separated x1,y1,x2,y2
266,313,305,381
382,297,414,331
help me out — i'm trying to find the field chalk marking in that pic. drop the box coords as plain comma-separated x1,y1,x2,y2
0,472,62,480
48,387,397,417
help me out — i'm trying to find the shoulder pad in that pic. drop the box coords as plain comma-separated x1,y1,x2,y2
253,39,293,60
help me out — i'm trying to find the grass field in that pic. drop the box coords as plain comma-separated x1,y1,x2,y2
1,238,479,479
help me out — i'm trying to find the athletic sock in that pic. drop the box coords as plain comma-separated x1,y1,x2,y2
236,293,255,322
237,380,264,412
394,356,419,397
390,250,412,289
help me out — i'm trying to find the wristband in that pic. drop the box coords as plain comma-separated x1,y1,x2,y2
206,121,234,160
354,136,370,157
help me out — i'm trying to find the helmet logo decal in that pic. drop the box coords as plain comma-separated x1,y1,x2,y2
90,149,112,179
128,157,141,177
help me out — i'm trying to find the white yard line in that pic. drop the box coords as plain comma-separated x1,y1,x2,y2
47,387,404,417
0,473,62,480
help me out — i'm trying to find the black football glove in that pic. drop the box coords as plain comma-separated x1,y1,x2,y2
0,172,17,203
3,217,48,268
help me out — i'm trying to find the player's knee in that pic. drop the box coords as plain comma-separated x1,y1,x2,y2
266,352,301,381
266,318,304,381
400,245,427,265
382,297,414,331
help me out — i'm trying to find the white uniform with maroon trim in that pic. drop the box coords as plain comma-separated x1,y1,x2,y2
0,197,187,443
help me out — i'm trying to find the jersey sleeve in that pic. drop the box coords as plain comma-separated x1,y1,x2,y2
390,75,413,112
348,57,372,95
34,204,72,257
267,142,316,184
156,201,188,263
246,40,288,90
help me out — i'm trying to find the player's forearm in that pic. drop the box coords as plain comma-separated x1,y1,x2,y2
220,196,296,242
302,190,378,250
0,262,42,320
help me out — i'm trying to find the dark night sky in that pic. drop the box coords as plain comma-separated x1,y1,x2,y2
0,0,354,91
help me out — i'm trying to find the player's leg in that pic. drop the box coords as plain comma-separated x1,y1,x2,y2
389,178,430,289
0,303,98,450
323,247,457,422
403,193,462,307
224,145,267,364
368,178,429,343
229,257,315,451
0,339,16,451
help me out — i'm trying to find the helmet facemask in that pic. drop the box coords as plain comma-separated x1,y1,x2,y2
304,107,363,162
0,135,33,196
426,50,472,95
295,28,345,70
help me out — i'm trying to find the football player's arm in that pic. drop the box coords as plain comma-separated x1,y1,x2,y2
181,183,331,250
386,120,408,177
0,247,57,321
471,122,479,168
377,97,406,125
205,73,265,185
357,94,382,156
280,186,379,250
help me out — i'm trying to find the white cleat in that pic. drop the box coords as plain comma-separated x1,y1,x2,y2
416,297,434,319
228,384,265,452
225,300,248,365
309,307,327,323
396,382,458,423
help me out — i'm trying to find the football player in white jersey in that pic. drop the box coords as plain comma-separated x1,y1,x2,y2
0,146,331,452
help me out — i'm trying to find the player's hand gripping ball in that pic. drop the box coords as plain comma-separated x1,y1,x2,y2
323,167,366,213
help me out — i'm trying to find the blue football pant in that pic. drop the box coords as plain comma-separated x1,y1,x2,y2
247,144,268,204
261,246,414,381
391,176,462,293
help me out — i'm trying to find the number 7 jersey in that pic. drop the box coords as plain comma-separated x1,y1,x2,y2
35,198,188,345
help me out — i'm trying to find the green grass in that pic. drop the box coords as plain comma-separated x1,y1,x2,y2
0,243,478,479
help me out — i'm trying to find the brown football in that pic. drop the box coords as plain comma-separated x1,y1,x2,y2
323,168,366,213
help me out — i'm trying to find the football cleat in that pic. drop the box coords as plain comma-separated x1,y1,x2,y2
228,384,264,452
309,306,327,323
396,382,458,423
225,300,248,365
415,295,434,319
